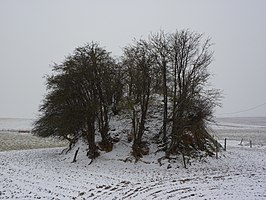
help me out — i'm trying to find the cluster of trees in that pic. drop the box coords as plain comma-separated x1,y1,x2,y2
33,30,221,161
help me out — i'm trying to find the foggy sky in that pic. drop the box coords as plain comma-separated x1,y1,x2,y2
0,0,266,119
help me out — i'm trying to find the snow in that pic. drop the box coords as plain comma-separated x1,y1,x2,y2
212,117,266,146
0,118,66,152
0,117,266,199
0,118,33,132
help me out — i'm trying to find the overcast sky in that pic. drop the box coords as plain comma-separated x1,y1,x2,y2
0,0,266,119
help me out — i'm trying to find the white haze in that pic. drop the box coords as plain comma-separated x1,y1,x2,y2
0,0,266,118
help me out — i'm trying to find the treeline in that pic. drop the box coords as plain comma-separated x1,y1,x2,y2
33,30,221,160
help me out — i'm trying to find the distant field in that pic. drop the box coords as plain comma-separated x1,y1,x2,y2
0,118,33,132
1,117,266,151
0,132,67,151
213,117,266,146
0,118,67,151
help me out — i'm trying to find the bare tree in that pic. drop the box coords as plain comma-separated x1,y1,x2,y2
123,39,155,159
94,56,118,152
33,42,117,159
149,31,171,144
167,30,221,155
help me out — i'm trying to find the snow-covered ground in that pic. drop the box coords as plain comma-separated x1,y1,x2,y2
0,118,33,132
0,117,266,199
0,118,66,151
212,117,266,146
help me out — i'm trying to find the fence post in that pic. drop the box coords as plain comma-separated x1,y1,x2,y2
250,140,252,148
239,138,243,146
72,147,80,163
216,140,218,159
182,153,187,169
224,138,227,151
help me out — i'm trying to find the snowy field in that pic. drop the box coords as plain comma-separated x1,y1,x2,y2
0,117,266,199
0,118,66,151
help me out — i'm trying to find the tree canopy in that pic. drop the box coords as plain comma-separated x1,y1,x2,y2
33,30,221,161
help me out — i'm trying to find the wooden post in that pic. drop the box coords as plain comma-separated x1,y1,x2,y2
215,140,218,159
239,138,243,146
182,153,187,169
224,138,227,151
250,140,252,148
72,147,80,163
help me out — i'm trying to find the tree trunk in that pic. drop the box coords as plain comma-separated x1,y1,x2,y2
86,119,99,159
162,61,168,144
